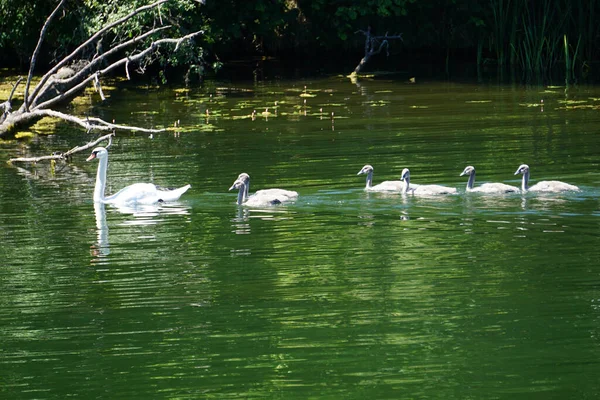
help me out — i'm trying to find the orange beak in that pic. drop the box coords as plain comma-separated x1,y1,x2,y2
86,153,96,161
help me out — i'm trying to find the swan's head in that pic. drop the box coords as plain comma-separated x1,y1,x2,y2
228,179,245,191
229,173,249,191
86,147,108,162
460,166,475,176
400,168,410,181
357,165,373,175
514,164,529,175
237,172,250,183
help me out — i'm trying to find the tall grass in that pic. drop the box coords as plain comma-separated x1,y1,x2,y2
486,0,598,80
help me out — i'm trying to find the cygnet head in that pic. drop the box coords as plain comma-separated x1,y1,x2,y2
237,172,250,183
460,166,475,176
86,147,108,161
229,177,246,191
400,168,410,181
514,164,530,175
357,165,373,175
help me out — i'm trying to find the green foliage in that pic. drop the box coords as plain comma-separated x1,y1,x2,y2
0,0,599,79
0,0,86,67
0,0,207,78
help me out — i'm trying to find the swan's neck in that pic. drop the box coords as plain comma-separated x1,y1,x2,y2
236,183,246,205
365,171,373,189
466,171,476,190
244,180,250,200
94,155,108,202
521,170,529,192
402,176,410,193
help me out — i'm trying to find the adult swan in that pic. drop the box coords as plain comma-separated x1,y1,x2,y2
86,147,191,204
514,164,579,193
229,173,298,206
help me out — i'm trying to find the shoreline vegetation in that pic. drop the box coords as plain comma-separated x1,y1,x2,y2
1,1,598,78
1,0,599,141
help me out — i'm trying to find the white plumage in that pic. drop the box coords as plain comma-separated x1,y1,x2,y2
400,168,457,195
514,164,579,193
357,164,406,192
229,173,298,206
460,165,519,193
86,147,190,205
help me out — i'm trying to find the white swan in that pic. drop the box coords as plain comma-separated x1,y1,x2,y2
400,168,457,195
460,165,519,193
86,147,191,205
229,173,298,206
514,164,579,193
357,164,406,192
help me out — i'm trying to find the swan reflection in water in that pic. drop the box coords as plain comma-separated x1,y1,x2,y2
90,201,191,262
92,202,110,259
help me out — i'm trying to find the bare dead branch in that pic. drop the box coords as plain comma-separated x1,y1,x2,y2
1,0,203,138
32,25,171,108
33,30,203,111
63,132,114,156
125,59,131,80
352,28,404,75
93,73,106,101
8,132,114,164
23,0,66,111
1,77,23,123
34,109,166,133
27,0,169,108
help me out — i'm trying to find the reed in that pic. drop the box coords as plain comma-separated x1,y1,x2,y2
564,35,571,84
487,0,597,80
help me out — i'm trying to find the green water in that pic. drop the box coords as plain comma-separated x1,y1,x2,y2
1,77,600,399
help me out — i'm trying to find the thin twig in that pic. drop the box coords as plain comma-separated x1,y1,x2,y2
93,73,106,101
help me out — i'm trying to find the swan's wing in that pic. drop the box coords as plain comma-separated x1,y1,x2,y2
475,183,520,194
156,184,191,201
369,180,403,192
105,183,159,204
413,184,457,195
529,180,579,192
254,188,298,200
246,188,298,206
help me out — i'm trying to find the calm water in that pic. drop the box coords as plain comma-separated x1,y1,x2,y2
1,76,600,399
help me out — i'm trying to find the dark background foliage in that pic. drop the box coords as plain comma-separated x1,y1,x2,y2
1,0,599,78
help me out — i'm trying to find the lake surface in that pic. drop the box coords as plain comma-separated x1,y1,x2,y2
1,75,600,399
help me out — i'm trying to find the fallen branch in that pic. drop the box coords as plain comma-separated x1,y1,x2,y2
5,108,165,134
9,133,114,164
34,30,203,111
25,0,169,109
30,24,172,109
0,0,204,137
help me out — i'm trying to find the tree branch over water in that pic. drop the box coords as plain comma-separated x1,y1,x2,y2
351,27,403,76
8,133,114,164
0,0,203,138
